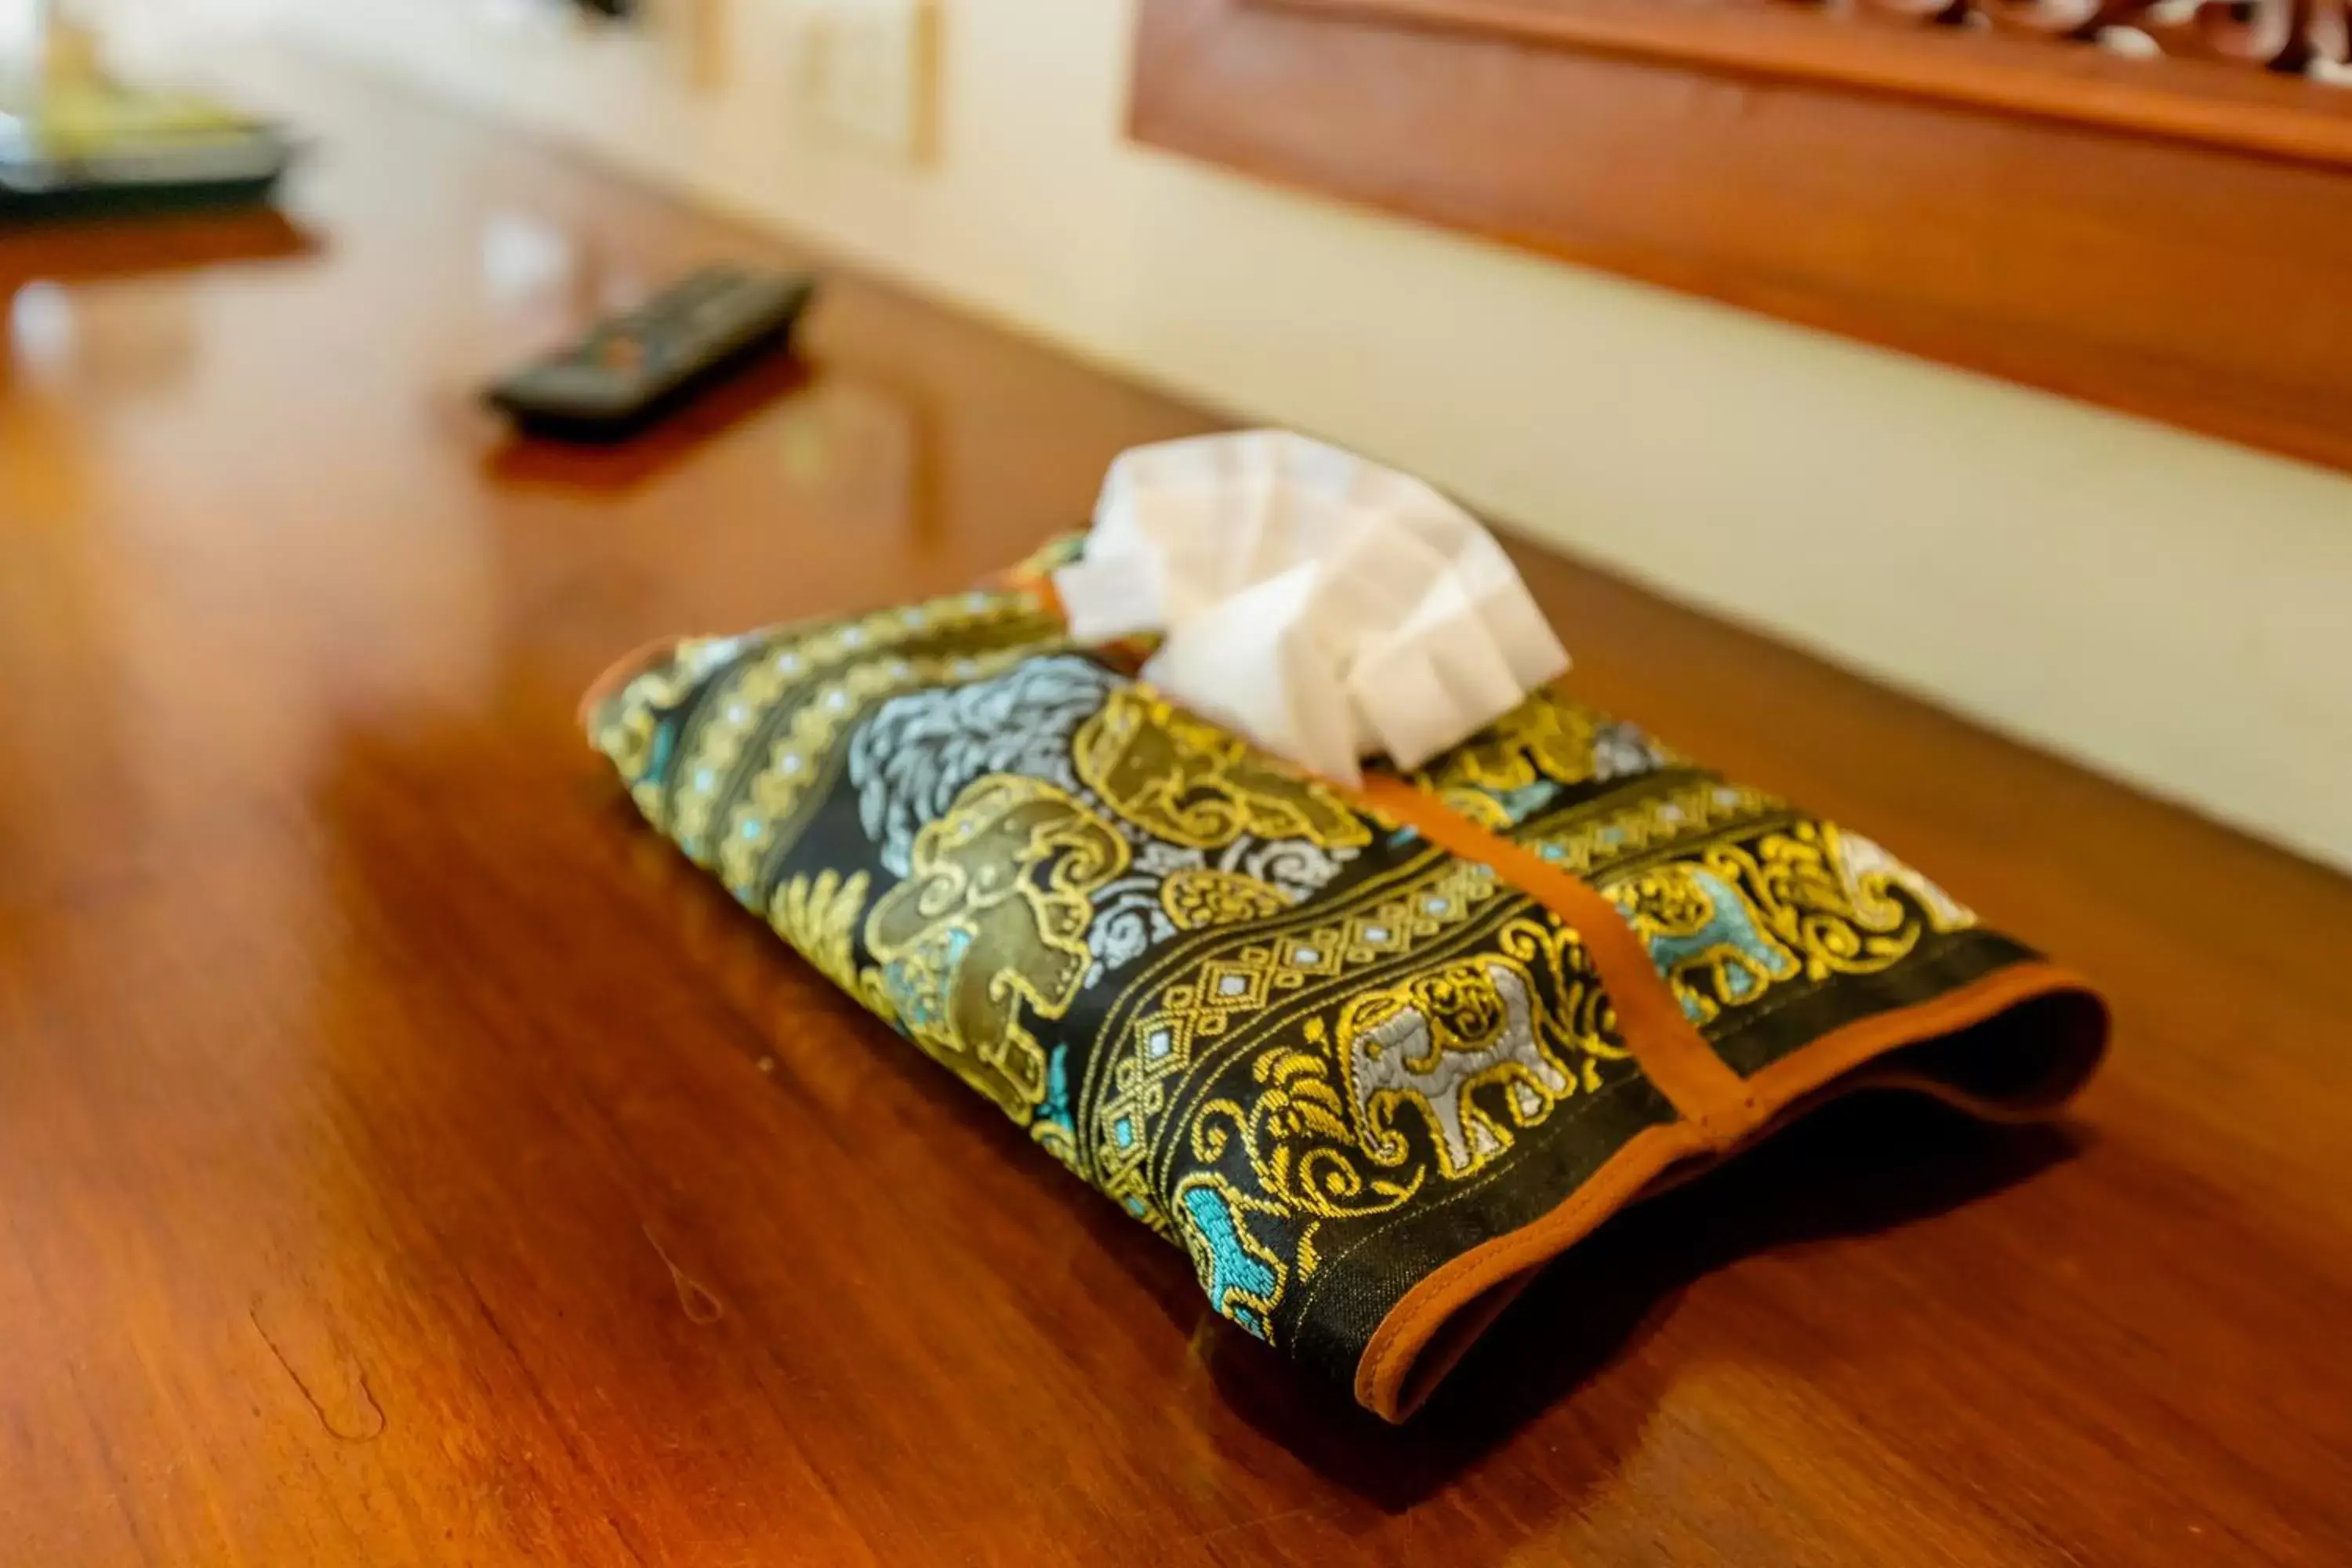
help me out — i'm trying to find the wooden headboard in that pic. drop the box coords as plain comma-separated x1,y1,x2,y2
1131,0,2352,474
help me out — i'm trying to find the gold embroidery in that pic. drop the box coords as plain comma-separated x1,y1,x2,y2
1824,825,1975,934
1073,686,1371,851
592,600,2018,1365
1594,824,1978,1025
1160,867,1292,931
1194,1025,1424,1238
768,869,876,1004
1169,1172,1289,1343
1417,691,1606,794
591,636,747,826
1434,786,1514,831
865,776,1129,1118
1091,855,1506,1225
1334,918,1624,1182
669,589,1054,862
717,644,1052,902
1338,950,1579,1180
1604,860,1802,1026
1171,911,1628,1348
1515,779,1784,877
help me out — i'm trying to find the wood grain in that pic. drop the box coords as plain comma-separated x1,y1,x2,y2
1134,0,2352,477
2,46,2348,1566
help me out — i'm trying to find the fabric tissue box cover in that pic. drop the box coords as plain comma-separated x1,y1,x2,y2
582,547,2109,1421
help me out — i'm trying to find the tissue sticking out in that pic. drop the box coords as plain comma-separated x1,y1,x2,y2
1052,430,1570,785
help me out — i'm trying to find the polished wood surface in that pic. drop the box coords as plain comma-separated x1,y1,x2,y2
3,53,2350,1567
1135,0,2352,477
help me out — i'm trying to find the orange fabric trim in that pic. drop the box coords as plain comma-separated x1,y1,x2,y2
1356,772,1756,1145
1743,958,2106,1124
1359,1119,1708,1419
1353,958,2101,1421
577,634,685,731
1023,569,1066,626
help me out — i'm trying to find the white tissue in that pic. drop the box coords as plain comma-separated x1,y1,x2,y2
1052,430,1570,785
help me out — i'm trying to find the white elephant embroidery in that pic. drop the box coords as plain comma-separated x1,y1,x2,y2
1832,829,1974,934
1341,959,1574,1180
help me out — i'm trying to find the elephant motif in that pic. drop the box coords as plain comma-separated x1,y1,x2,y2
848,653,1115,879
1606,863,1800,1025
1174,1178,1284,1341
1341,957,1575,1180
1073,686,1370,851
1830,828,1975,935
1417,691,1671,798
866,775,1129,1117
1417,692,1599,794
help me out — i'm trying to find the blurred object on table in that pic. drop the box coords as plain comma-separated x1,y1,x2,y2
0,1,293,226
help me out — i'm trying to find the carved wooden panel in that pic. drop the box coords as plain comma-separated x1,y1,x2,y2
1298,0,2352,78
1134,0,2352,474
1845,0,2350,75
1267,0,2352,163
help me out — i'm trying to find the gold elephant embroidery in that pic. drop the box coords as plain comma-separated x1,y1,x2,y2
864,776,1128,1117
1416,693,1602,795
1073,686,1370,850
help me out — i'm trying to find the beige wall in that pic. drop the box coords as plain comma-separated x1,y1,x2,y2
184,0,2352,869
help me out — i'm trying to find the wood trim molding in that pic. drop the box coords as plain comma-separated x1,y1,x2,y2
1132,0,2352,475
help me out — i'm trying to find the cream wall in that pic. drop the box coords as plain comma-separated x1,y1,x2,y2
165,0,2352,869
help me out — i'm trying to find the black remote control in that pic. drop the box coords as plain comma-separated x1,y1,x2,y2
486,266,815,442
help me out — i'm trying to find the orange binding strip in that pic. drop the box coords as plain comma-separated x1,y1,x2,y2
1349,955,2100,1420
1356,771,1759,1147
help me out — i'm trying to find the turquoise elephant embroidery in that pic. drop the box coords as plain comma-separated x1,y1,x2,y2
1607,865,1799,1025
1177,1181,1279,1340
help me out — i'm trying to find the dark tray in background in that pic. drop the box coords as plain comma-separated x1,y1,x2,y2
1,86,295,223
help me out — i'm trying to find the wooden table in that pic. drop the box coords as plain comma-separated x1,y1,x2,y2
3,56,2347,1568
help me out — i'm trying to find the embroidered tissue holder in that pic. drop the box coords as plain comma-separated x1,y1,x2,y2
580,535,2106,1421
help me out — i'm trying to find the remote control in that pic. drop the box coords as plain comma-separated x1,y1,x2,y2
486,266,816,441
